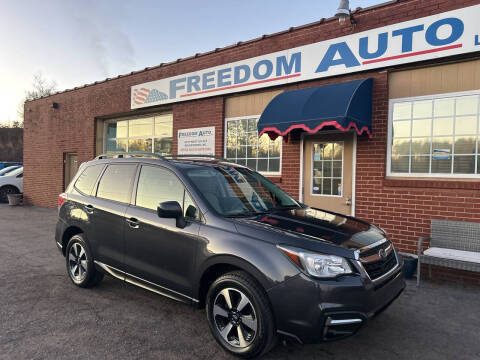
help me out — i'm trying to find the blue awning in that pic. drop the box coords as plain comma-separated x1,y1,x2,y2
258,78,373,139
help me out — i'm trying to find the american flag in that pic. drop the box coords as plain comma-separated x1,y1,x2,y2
133,88,168,105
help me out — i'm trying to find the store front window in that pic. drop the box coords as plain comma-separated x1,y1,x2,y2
105,114,173,155
388,92,480,177
225,117,281,174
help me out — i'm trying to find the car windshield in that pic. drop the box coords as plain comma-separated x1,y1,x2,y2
0,166,20,176
186,165,300,217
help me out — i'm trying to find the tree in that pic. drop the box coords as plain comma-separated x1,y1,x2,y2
17,72,57,125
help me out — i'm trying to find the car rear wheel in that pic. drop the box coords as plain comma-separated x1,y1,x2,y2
0,185,19,203
206,271,276,358
65,234,103,288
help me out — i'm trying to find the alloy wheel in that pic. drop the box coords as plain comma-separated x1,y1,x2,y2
68,242,88,282
213,288,258,348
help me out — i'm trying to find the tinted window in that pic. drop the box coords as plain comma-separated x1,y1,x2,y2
136,165,199,219
74,164,104,195
183,191,199,220
96,164,136,203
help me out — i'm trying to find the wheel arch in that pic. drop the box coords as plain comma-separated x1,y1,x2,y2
195,255,274,308
61,225,85,256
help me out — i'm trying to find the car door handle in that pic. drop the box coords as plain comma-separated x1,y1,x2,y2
126,217,140,229
85,204,94,214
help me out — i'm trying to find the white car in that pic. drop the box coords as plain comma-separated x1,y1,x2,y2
0,165,21,176
0,167,23,202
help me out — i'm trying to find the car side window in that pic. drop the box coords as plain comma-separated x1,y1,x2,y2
136,165,200,220
96,164,137,203
183,190,199,220
74,164,104,195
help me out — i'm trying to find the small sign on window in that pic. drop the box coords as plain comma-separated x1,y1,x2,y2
433,149,451,160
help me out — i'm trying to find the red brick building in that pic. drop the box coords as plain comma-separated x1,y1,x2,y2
24,0,480,281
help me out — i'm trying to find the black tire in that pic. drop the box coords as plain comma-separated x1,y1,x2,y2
206,271,276,358
0,185,19,203
65,234,103,288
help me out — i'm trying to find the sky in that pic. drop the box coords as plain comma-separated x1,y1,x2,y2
0,0,385,125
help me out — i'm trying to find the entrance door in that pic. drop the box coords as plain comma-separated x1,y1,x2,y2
303,133,354,215
64,152,78,190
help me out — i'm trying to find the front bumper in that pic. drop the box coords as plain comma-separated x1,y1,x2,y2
267,262,405,344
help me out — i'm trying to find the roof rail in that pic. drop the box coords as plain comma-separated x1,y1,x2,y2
94,152,166,160
165,154,230,162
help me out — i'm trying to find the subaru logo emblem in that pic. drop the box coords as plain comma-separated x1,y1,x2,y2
378,248,387,259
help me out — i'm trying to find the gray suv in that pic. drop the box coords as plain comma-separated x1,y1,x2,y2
55,153,405,358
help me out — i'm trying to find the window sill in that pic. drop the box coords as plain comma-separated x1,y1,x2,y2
384,177,480,190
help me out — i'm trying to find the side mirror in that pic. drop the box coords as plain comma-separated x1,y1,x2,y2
157,201,186,228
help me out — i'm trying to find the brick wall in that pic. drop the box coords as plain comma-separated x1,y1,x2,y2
24,0,480,282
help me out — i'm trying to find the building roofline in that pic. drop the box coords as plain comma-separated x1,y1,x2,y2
26,0,409,103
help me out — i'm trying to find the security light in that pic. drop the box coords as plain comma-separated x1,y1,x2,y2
335,0,351,25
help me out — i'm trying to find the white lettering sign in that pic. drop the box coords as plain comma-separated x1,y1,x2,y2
178,126,215,155
132,5,480,109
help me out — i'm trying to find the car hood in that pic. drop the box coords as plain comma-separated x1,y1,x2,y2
233,207,385,258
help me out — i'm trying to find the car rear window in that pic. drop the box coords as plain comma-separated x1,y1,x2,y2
74,164,104,195
96,164,137,203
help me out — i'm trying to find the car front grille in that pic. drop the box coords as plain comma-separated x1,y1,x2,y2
359,241,390,258
360,241,398,281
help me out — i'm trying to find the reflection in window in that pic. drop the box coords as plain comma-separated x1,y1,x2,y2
225,118,281,173
312,142,343,196
97,164,137,203
105,114,172,155
390,93,480,176
135,165,199,220
74,164,104,195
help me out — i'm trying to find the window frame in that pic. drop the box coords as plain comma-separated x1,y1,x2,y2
94,163,138,205
310,141,345,198
224,116,282,176
103,113,173,155
73,164,105,196
387,90,480,178
133,164,202,222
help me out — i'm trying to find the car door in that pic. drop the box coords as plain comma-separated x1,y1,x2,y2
88,163,138,271
123,164,201,300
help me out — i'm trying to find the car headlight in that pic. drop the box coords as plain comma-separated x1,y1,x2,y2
278,245,352,278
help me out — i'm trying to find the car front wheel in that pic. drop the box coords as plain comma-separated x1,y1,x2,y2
206,271,276,358
0,185,19,203
65,234,103,288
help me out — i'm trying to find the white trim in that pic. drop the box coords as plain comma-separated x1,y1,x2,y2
351,132,357,217
224,116,282,176
387,89,480,178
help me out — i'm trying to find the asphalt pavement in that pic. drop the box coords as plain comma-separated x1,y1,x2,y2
0,204,479,360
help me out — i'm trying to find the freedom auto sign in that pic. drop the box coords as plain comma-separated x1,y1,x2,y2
178,126,215,155
131,4,480,109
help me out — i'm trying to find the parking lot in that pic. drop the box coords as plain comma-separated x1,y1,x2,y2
0,204,479,360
